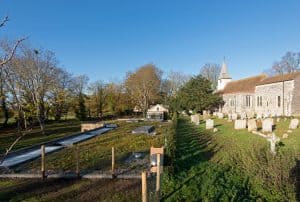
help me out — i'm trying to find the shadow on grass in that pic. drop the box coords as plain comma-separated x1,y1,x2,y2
290,159,300,202
174,118,216,175
162,118,217,200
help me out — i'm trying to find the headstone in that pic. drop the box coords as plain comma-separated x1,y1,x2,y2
234,120,247,129
262,118,273,132
191,114,200,125
247,111,255,119
203,113,210,120
276,118,280,123
247,119,257,132
232,113,238,120
228,113,232,120
287,130,293,133
217,112,224,119
289,119,299,129
267,133,280,155
212,112,217,116
240,112,247,120
282,133,288,139
206,119,214,129
263,113,270,118
213,128,218,133
256,113,262,119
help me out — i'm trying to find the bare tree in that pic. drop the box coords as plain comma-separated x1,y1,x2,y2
167,71,190,96
0,16,26,66
88,80,107,118
125,64,162,117
200,63,221,90
265,52,300,75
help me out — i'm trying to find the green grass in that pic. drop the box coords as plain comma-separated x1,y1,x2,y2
15,121,167,172
0,120,81,154
162,117,300,201
0,121,169,201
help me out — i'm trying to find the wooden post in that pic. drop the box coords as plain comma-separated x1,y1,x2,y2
142,171,147,202
112,147,115,177
41,145,45,180
76,145,80,178
156,153,161,192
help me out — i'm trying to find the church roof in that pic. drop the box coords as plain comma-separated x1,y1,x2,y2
219,75,266,94
257,71,300,86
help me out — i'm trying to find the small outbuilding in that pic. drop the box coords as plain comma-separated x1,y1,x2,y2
146,104,169,121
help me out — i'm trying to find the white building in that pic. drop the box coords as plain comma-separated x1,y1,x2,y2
146,104,169,120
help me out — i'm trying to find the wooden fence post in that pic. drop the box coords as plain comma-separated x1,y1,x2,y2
142,171,147,202
156,153,161,192
41,145,45,180
76,145,80,178
112,147,115,177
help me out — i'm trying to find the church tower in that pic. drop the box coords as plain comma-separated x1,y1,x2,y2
217,59,232,91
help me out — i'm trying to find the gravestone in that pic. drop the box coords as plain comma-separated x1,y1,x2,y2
232,113,238,120
262,118,273,132
247,111,255,119
234,120,247,129
240,112,247,120
206,119,214,129
213,128,218,133
282,133,288,139
289,119,299,129
256,113,262,119
267,133,280,155
203,113,210,120
191,114,200,125
263,113,270,118
212,112,217,116
132,126,155,135
247,119,257,132
228,113,232,120
276,118,280,123
217,112,224,119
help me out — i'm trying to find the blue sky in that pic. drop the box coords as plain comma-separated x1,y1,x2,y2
0,0,299,82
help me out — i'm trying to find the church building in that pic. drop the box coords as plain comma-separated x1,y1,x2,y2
217,61,300,117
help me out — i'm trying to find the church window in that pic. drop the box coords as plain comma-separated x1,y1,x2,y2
257,96,262,107
245,95,251,107
277,96,281,107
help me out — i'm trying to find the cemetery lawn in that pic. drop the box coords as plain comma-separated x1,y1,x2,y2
162,117,300,201
0,121,168,201
0,120,81,154
14,121,166,171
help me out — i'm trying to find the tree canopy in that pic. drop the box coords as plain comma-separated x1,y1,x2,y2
177,75,222,113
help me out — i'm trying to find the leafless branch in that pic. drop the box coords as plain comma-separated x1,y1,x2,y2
0,130,30,165
0,16,9,28
0,37,27,66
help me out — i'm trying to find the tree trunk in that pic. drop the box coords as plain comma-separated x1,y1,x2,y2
1,95,9,127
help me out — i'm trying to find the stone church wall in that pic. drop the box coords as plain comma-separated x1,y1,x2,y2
222,93,255,114
292,76,300,116
255,80,294,117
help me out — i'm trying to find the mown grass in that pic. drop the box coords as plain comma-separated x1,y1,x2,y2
0,120,81,154
0,121,169,201
162,117,300,201
15,121,167,172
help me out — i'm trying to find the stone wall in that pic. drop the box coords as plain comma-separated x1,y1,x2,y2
221,93,255,114
255,80,294,117
292,76,300,116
